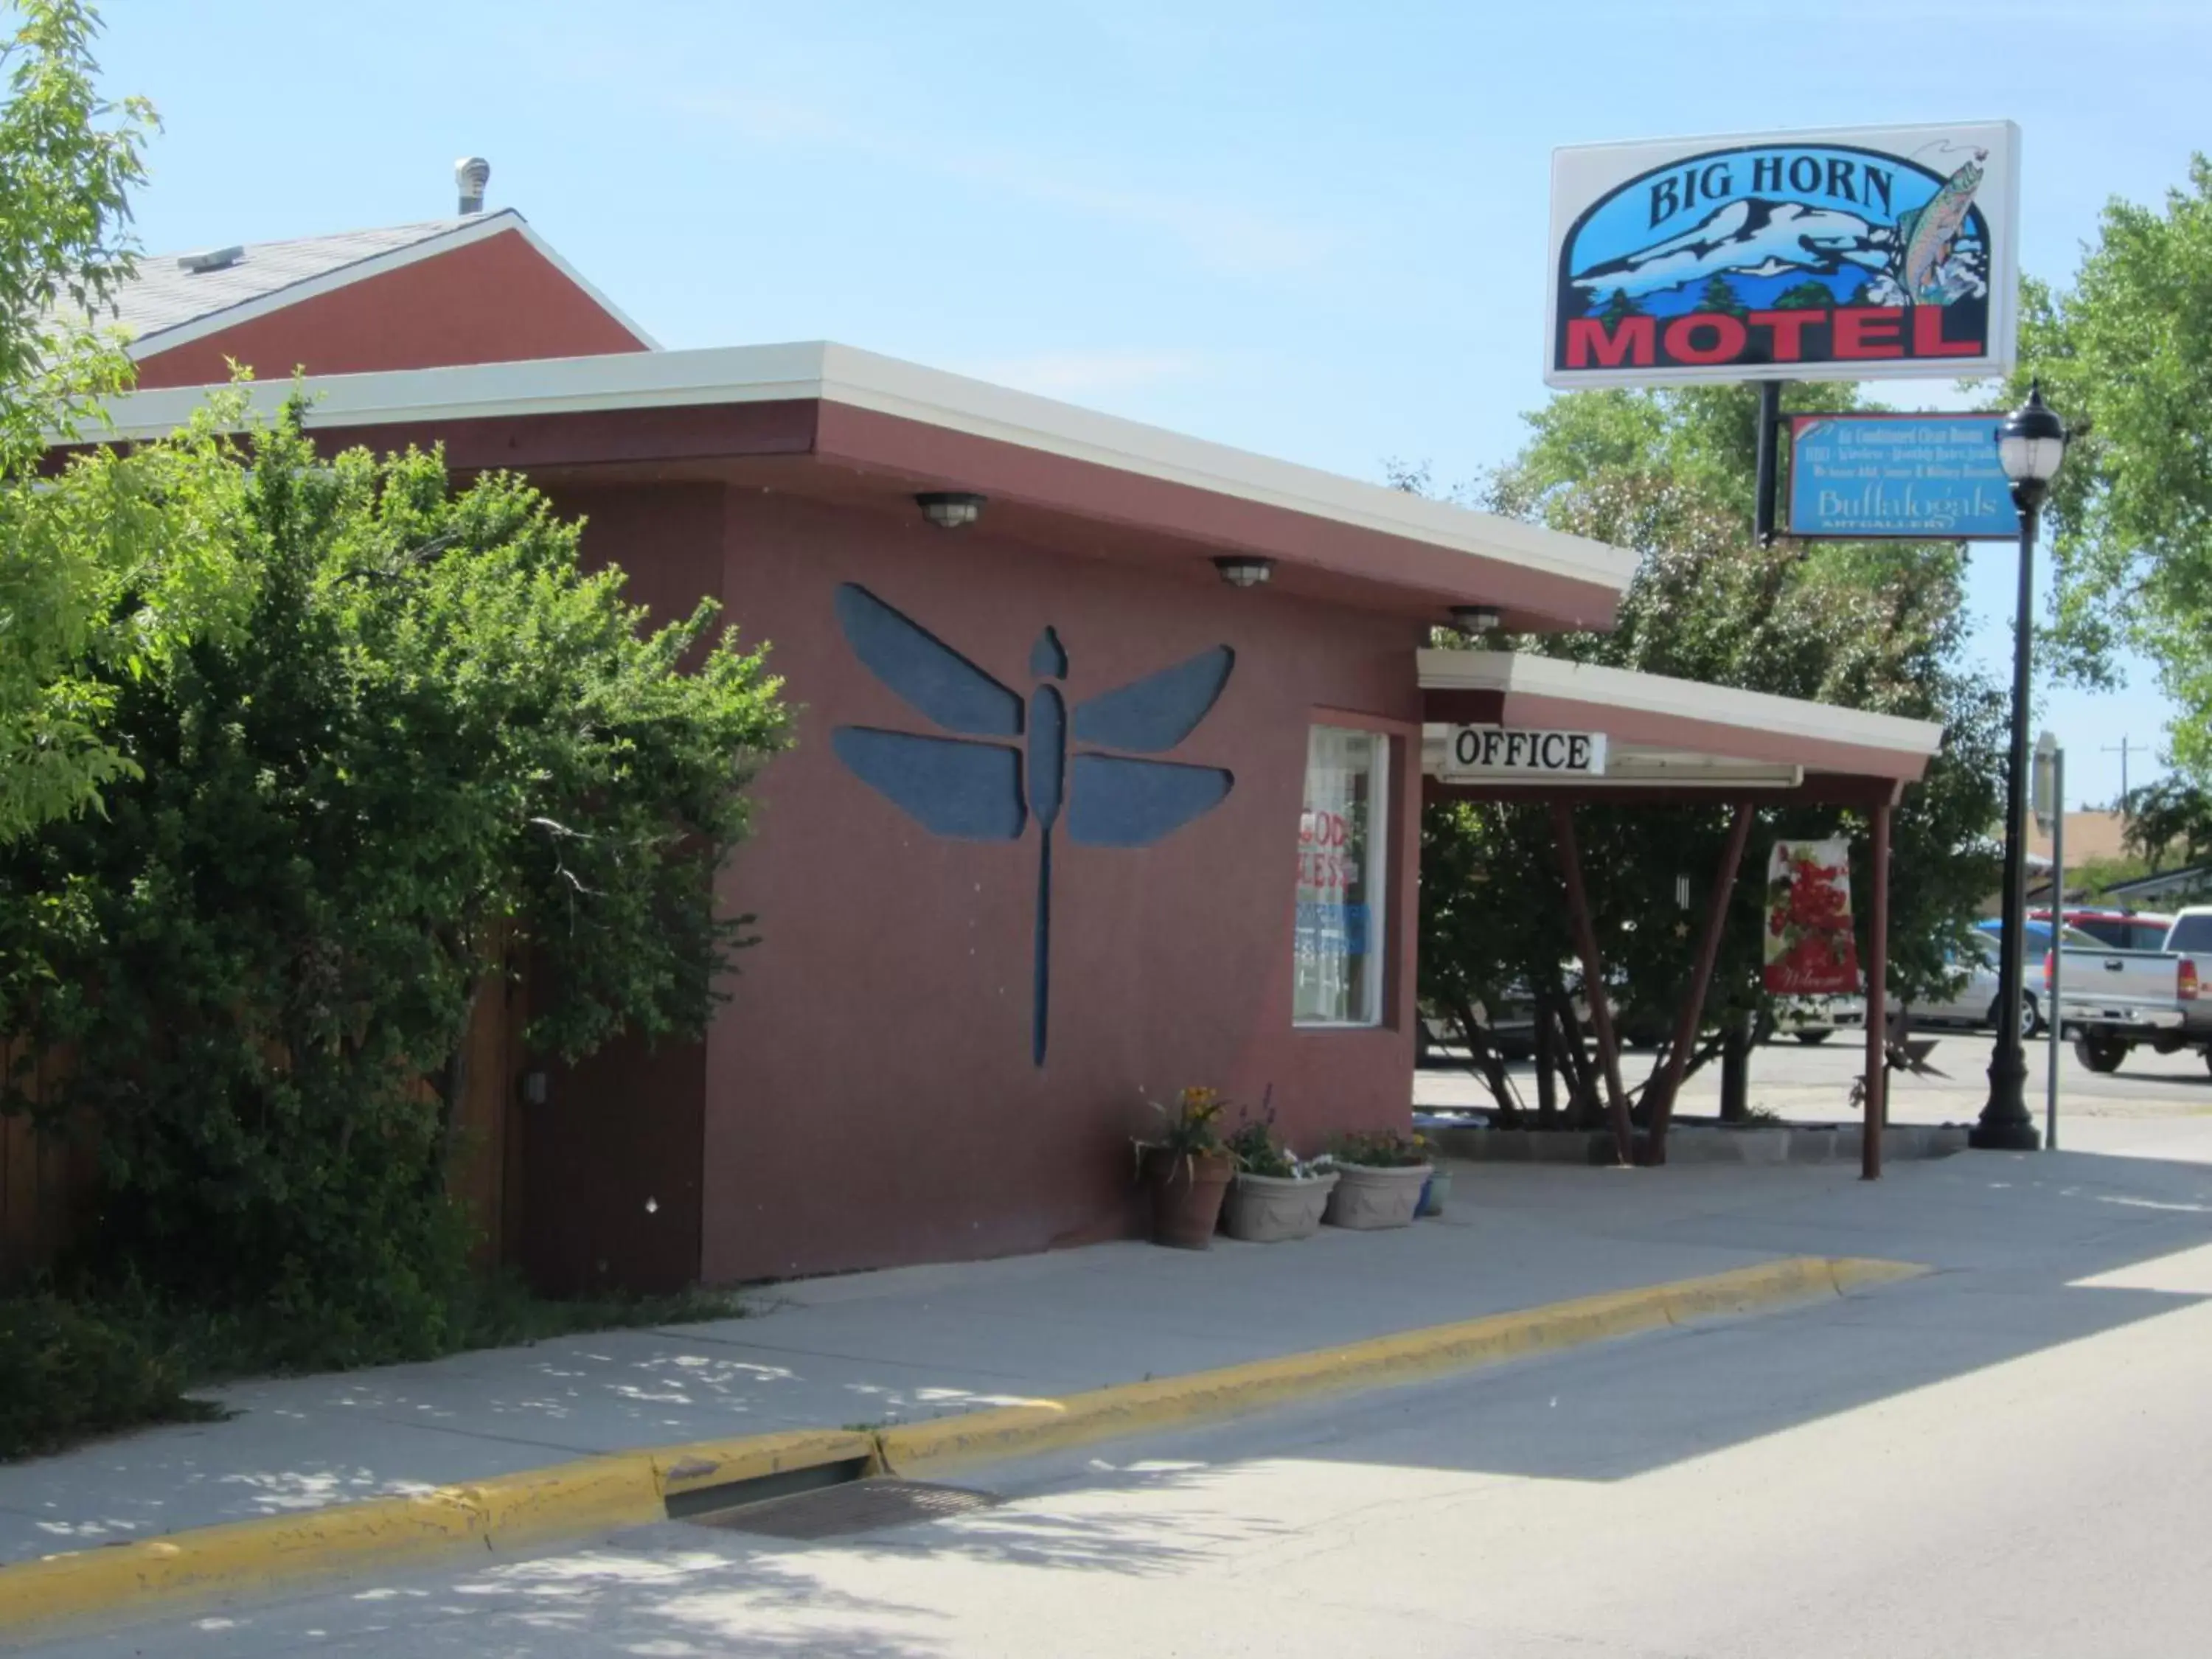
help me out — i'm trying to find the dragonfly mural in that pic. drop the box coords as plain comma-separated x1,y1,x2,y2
831,583,1236,1066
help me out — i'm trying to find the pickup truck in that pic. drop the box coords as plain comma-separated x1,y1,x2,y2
2048,906,2212,1074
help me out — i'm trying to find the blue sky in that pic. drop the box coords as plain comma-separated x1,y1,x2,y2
94,0,2210,809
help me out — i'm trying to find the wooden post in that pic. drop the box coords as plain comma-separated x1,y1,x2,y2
1863,798,1892,1180
1646,801,1756,1163
1551,802,1635,1166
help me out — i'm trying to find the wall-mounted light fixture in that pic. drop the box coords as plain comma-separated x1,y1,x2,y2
1213,555,1273,588
1450,605,1503,635
915,491,987,529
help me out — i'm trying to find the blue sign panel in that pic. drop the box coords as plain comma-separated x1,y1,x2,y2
1787,412,2021,540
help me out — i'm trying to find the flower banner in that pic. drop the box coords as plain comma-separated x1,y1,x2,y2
1764,839,1860,995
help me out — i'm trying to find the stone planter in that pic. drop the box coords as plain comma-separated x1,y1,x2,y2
1323,1162,1431,1231
1221,1170,1338,1243
1137,1147,1236,1249
1416,1166,1453,1217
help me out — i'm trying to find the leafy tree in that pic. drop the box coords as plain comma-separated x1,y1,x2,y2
0,404,790,1358
1774,280,1835,310
2017,157,2212,768
1417,383,2006,1121
0,2,224,844
2121,777,2212,870
1694,275,1748,318
1596,287,1641,321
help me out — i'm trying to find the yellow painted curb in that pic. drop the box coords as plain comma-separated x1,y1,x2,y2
878,1255,1926,1475
0,1257,1921,1640
0,1427,875,1641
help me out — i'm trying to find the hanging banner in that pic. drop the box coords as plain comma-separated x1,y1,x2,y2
1546,120,2020,388
1764,839,1861,995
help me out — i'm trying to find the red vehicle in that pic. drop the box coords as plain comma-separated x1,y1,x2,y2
2031,908,2174,954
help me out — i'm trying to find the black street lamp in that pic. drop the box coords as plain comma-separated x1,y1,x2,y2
1973,382,2070,1151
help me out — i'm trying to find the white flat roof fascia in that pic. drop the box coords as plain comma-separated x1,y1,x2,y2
89,341,1635,596
1419,648,1944,762
1418,728,1804,786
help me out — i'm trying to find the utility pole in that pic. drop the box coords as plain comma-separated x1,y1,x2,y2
2104,735,2140,810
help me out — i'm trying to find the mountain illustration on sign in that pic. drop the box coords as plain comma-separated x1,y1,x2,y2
830,583,1235,1067
1571,152,1989,319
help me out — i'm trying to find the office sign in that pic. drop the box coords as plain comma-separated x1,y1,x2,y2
1440,726,1607,780
1788,411,2022,540
1547,120,2020,388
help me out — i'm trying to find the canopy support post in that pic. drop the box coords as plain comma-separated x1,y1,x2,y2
1646,801,1756,1164
1863,796,1893,1180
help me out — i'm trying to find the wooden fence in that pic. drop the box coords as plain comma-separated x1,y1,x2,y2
0,977,524,1287
0,1040,96,1284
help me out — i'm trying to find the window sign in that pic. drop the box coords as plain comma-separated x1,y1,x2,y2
1295,726,1387,1026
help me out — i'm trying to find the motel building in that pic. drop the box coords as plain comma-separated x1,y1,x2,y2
88,181,1943,1291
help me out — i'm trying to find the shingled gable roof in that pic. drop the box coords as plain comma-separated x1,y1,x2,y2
101,208,657,359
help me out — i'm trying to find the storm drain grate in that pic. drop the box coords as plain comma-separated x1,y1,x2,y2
686,1477,1001,1540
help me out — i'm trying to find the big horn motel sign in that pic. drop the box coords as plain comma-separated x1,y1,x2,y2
1520,117,2023,1172
1545,119,2020,388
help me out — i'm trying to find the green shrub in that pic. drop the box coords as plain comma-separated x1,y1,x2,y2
1,406,787,1360
0,1295,222,1461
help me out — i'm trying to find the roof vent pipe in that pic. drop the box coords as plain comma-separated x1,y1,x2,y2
455,156,490,215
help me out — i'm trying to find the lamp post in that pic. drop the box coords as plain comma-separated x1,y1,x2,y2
1973,382,2070,1151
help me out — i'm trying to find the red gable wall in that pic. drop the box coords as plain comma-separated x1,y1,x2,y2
132,227,650,389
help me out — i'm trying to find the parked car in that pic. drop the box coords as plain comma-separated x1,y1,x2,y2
1768,993,1864,1044
1923,929,2045,1036
2039,907,2174,953
2048,905,2212,1073
1418,982,1549,1062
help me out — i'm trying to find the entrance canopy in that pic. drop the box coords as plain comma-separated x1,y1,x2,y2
1419,648,1944,805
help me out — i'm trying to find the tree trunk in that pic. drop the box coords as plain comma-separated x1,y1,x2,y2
1534,998,1559,1127
1445,992,1521,1123
1719,1012,1752,1123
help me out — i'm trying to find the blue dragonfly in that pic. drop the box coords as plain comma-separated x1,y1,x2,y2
831,583,1236,1066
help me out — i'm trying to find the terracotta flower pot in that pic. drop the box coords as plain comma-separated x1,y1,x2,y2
1323,1162,1432,1231
1138,1147,1235,1249
1221,1170,1338,1243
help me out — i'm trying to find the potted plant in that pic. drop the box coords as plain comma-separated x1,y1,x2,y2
1322,1129,1433,1231
1134,1085,1235,1249
1220,1108,1338,1244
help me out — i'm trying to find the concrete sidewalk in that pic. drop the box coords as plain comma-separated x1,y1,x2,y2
6,1121,2211,1571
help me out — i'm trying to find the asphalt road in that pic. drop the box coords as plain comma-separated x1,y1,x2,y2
1417,1029,2212,1129
33,1089,2212,1657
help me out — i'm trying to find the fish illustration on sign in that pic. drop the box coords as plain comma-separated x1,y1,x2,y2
1892,151,1986,305
830,583,1235,1066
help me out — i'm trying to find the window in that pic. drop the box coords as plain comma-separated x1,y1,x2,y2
1293,725,1388,1026
2166,914,2212,954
